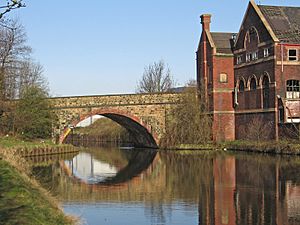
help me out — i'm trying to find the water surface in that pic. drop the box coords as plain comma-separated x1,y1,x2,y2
29,147,300,225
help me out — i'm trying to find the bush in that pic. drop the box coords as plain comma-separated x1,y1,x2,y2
14,86,57,140
161,84,212,147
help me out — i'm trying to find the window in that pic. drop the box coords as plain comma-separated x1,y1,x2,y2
262,76,270,108
251,51,258,60
246,51,258,62
237,55,243,64
219,73,228,83
246,53,251,62
286,80,300,98
250,78,257,90
239,80,245,92
263,48,269,57
278,106,284,123
249,27,258,42
288,49,297,61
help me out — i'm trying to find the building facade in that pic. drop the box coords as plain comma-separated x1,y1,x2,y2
197,0,300,141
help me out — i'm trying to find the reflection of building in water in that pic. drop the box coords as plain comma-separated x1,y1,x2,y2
276,164,300,225
235,157,277,225
65,152,118,183
214,157,236,225
199,156,300,225
286,183,300,222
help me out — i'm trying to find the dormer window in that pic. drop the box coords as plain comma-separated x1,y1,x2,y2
263,48,269,57
288,49,297,61
237,55,243,64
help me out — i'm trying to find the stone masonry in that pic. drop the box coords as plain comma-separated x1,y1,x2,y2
50,92,181,148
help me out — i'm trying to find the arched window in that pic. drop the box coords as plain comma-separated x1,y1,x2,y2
239,80,245,92
286,80,300,98
250,77,257,90
262,76,270,108
244,26,260,49
249,27,258,43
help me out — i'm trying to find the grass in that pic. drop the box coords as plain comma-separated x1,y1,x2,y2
0,160,76,225
0,136,78,224
160,140,300,155
0,136,78,157
74,117,127,137
223,140,300,155
0,136,56,149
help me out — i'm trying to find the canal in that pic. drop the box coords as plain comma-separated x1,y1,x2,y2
28,147,300,225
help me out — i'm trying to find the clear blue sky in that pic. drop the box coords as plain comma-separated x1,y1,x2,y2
8,0,300,96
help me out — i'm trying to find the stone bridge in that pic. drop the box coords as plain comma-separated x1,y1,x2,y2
50,93,181,148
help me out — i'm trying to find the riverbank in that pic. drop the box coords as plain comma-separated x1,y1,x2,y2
164,140,300,155
0,159,75,225
0,137,78,224
224,140,300,155
0,136,78,157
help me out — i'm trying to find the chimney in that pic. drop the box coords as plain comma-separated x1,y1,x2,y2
200,14,211,32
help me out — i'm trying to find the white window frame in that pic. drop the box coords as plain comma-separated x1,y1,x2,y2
263,48,269,57
286,80,300,99
237,55,242,64
287,117,300,123
288,49,298,61
251,51,258,60
246,53,251,62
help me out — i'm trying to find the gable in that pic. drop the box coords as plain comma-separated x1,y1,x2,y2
235,2,275,51
197,30,215,53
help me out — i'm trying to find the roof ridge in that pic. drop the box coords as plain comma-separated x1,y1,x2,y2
259,5,300,9
211,32,237,34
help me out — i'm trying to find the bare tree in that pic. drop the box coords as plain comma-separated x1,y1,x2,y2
0,19,31,99
241,117,272,141
17,60,48,98
0,19,49,135
160,80,212,147
136,60,174,93
0,1,25,19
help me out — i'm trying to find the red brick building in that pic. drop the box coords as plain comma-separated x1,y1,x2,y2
197,0,300,141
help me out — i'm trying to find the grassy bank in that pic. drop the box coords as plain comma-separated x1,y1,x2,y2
0,136,78,157
0,137,78,224
0,159,75,225
224,140,300,155
160,143,216,151
162,140,300,155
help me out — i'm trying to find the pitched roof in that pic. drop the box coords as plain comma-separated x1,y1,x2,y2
210,32,235,54
258,5,300,43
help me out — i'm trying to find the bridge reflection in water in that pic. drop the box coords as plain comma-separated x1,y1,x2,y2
30,148,300,225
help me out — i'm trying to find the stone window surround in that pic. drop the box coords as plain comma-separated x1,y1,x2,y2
219,73,228,83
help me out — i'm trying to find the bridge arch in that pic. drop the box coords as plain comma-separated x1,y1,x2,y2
59,108,159,148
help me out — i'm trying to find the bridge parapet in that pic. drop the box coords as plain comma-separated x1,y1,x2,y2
50,92,181,109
